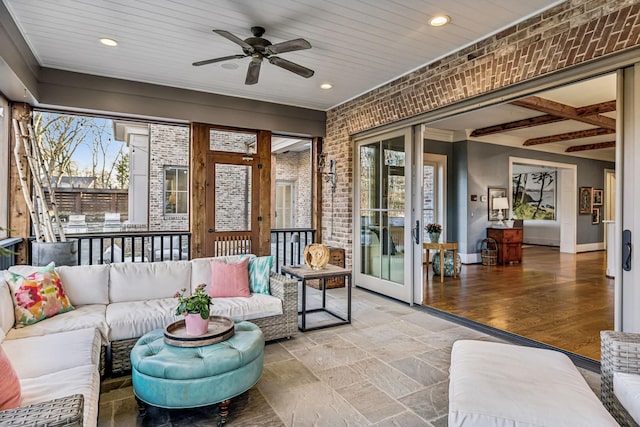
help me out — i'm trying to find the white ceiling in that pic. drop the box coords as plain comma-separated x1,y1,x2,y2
3,0,564,111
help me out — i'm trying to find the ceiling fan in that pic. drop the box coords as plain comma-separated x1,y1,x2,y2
193,26,314,85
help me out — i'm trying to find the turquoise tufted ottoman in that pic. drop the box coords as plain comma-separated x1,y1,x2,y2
130,321,264,422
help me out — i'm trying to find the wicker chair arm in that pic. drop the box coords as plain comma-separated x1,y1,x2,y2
600,330,640,426
0,394,84,427
269,271,297,303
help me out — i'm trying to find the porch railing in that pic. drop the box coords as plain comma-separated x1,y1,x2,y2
26,232,191,265
14,229,315,271
270,228,316,273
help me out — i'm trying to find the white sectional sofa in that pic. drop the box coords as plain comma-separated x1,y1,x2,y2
0,255,298,427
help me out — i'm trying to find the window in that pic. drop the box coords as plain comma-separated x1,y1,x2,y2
164,166,188,215
275,181,295,228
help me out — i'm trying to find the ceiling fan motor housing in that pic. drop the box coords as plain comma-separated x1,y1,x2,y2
243,36,272,56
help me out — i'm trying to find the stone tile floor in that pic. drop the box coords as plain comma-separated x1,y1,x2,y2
98,287,601,426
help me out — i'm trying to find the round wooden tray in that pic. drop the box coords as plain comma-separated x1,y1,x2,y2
164,315,235,347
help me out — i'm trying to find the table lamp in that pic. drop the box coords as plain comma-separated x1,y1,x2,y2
493,197,509,227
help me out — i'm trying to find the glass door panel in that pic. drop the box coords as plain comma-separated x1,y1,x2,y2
356,128,412,303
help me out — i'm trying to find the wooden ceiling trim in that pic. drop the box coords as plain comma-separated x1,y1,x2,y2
574,100,616,116
469,114,566,137
523,128,615,146
510,96,616,130
565,141,616,152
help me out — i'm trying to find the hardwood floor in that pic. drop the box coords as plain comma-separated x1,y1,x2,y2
423,246,614,361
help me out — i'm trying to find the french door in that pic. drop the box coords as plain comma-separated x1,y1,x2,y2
354,127,414,303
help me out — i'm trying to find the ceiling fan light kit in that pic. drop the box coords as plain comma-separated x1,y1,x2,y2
193,26,314,85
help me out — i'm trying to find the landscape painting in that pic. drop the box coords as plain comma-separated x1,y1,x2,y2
512,165,556,220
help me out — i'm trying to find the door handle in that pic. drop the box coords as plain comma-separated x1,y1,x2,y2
623,229,632,271
207,228,214,233
412,220,420,245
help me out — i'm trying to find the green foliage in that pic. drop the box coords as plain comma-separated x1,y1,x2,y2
174,284,212,319
425,223,442,233
513,200,555,220
115,152,129,189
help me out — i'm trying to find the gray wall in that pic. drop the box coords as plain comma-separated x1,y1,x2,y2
427,139,614,257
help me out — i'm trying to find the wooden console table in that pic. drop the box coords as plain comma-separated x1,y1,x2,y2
423,242,458,283
281,264,351,332
487,227,523,265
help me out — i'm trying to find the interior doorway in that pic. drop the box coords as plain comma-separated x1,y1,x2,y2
417,72,617,360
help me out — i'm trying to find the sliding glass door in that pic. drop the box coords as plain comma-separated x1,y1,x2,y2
355,127,413,303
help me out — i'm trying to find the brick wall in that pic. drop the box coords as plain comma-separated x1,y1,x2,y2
149,124,189,231
274,150,312,228
324,0,640,267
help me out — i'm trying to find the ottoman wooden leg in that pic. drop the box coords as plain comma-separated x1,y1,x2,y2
135,396,148,417
218,399,231,425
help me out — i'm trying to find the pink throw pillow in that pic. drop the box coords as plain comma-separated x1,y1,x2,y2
209,258,251,298
0,345,21,410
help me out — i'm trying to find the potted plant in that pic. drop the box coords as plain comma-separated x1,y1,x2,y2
11,111,77,266
174,284,213,336
425,223,442,243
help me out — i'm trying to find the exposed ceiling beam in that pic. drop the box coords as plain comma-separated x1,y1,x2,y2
565,141,616,152
470,100,616,137
574,100,617,116
470,115,565,137
523,128,615,146
510,96,616,130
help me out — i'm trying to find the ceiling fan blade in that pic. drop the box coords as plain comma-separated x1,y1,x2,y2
192,54,246,66
268,56,314,78
212,29,254,53
245,57,262,85
265,38,312,55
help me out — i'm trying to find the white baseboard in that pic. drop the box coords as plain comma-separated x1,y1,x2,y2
460,252,482,264
523,238,560,246
576,242,605,252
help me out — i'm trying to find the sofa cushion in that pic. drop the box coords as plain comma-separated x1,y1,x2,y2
211,293,282,321
9,264,110,306
243,255,273,295
3,328,101,380
109,260,191,303
191,255,255,292
0,280,15,339
209,258,251,298
0,344,21,410
56,264,110,305
449,340,617,427
6,263,74,327
4,305,108,345
20,364,100,427
614,372,640,424
106,298,182,341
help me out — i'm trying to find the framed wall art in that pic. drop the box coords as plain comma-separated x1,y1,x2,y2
512,166,556,220
488,187,507,220
592,208,600,225
592,189,603,206
579,186,593,214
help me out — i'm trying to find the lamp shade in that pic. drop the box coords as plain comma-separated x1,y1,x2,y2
493,197,509,210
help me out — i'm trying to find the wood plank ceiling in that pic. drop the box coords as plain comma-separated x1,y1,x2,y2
3,0,564,111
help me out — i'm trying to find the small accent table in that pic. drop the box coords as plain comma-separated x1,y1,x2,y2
423,242,459,283
281,264,352,332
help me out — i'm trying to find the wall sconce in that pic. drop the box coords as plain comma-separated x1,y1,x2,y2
318,152,337,192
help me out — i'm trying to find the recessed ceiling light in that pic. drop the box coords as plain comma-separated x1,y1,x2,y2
320,83,333,90
221,62,239,70
100,38,118,47
429,15,450,27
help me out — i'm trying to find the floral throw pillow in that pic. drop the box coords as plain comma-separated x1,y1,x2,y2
241,255,273,295
6,262,74,327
